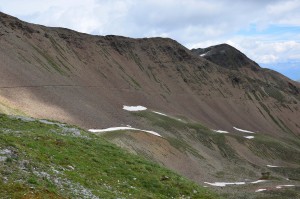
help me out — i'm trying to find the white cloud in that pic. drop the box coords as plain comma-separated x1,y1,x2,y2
1,0,133,34
242,40,300,64
1,0,299,40
189,36,300,65
267,0,300,15
259,54,279,63
266,0,300,26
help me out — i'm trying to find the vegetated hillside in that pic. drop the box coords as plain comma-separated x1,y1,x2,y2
0,114,218,199
0,12,299,137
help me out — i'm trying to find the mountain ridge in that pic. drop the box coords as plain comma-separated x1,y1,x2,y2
192,44,300,85
0,11,299,135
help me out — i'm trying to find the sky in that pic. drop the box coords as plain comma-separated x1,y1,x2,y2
0,0,300,80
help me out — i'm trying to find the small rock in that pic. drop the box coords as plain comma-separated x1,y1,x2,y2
0,149,12,155
0,156,7,162
19,160,30,170
160,175,170,181
3,177,8,183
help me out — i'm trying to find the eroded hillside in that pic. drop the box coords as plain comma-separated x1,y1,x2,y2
0,12,299,136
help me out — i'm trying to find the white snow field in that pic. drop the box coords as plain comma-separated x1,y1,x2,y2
204,182,245,187
244,136,255,139
213,130,229,134
89,126,162,137
123,105,147,111
233,127,255,133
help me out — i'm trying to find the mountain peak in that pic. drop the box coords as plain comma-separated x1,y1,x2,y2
191,43,260,71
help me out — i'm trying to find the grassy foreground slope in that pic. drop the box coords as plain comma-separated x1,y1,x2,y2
0,114,219,199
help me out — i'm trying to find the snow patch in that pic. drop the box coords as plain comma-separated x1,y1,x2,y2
152,111,168,116
255,188,267,192
89,127,162,137
213,130,229,134
233,127,255,134
251,180,267,184
244,136,255,139
204,182,245,187
267,165,280,168
152,111,183,122
123,105,147,111
200,53,207,57
89,127,137,132
142,130,162,137
276,185,295,189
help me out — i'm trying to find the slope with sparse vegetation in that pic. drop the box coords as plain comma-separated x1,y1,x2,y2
101,109,300,199
0,114,219,199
